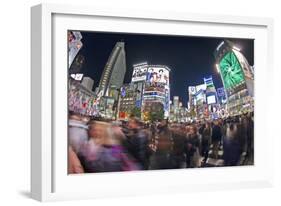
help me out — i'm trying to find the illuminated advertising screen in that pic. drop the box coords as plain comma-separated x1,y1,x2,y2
207,95,216,104
135,100,142,108
204,76,213,87
204,76,216,93
146,67,169,85
194,84,206,104
143,66,170,119
232,50,253,79
131,66,148,82
120,87,126,97
219,51,245,90
144,91,165,97
196,84,206,92
144,82,166,93
188,86,196,95
196,90,205,102
70,73,84,81
217,87,225,97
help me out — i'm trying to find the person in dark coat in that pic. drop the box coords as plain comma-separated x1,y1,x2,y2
211,120,222,159
149,129,176,170
185,125,200,168
171,127,186,168
223,122,242,166
123,118,150,170
201,122,211,163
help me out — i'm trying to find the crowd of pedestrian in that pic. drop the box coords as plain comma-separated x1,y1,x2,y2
68,112,254,174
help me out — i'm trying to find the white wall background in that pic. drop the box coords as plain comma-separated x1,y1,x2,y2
0,0,280,205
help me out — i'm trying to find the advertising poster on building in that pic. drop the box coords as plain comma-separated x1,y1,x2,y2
132,66,148,82
188,86,196,95
146,67,169,85
207,95,216,104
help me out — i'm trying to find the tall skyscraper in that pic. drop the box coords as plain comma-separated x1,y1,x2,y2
98,42,127,98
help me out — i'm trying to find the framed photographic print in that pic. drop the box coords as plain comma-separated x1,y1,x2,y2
31,3,274,201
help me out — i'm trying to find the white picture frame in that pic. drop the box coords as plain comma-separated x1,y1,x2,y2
31,3,274,202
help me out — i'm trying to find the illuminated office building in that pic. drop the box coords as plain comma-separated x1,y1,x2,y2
128,63,171,121
142,65,170,120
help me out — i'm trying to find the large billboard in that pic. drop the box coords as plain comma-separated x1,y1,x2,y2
146,67,169,85
194,84,206,104
131,66,148,82
204,76,216,93
188,86,196,95
232,50,253,80
195,84,206,93
219,51,245,90
217,87,227,104
195,89,205,102
217,87,226,97
207,95,216,104
144,82,166,92
142,66,170,119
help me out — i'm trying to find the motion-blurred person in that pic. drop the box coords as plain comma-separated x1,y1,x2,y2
223,120,242,166
201,122,211,164
68,112,89,153
185,125,200,168
171,127,186,168
240,115,249,154
68,146,84,174
157,119,168,133
124,118,150,169
111,121,126,143
211,120,222,159
78,121,139,173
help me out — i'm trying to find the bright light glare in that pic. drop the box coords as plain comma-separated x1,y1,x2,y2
215,64,220,73
232,46,241,51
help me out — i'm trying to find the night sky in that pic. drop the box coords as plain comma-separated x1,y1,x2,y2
76,31,254,106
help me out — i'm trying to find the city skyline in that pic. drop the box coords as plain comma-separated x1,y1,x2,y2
75,31,254,106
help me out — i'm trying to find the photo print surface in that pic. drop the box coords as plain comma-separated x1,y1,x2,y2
67,31,254,174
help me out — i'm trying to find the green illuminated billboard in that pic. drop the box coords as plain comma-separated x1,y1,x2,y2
219,51,245,90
